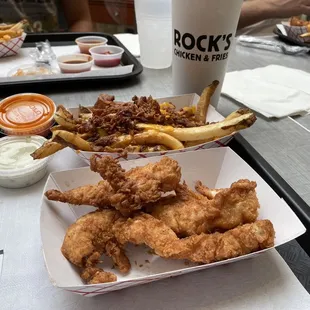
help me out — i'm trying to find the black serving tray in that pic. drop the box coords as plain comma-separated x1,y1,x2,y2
228,134,310,256
273,27,310,48
0,32,143,92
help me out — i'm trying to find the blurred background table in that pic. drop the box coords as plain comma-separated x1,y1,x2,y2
1,41,310,309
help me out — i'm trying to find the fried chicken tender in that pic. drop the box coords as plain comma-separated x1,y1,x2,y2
45,156,181,215
195,179,260,231
113,213,275,264
90,155,181,216
61,209,130,284
150,183,221,237
150,179,260,237
45,180,113,208
81,267,117,284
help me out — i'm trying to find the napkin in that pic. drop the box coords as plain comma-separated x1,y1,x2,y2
222,65,310,118
114,33,140,57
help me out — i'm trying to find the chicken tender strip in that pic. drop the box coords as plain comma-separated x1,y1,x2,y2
150,179,259,237
90,155,181,215
113,213,275,264
150,183,221,237
81,267,117,284
45,180,113,208
61,210,130,284
195,179,260,231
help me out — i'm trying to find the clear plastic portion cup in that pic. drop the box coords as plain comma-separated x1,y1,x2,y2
135,0,172,69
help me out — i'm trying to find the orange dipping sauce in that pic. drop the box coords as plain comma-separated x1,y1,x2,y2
0,93,56,136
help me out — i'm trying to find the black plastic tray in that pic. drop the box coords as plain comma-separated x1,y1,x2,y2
228,134,310,256
0,32,143,92
273,27,310,48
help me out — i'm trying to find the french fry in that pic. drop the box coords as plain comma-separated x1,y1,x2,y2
79,105,92,121
56,105,75,120
110,131,184,150
54,114,77,130
0,30,19,38
79,105,92,114
195,80,219,123
111,135,133,148
224,109,251,121
133,130,184,150
54,105,77,130
300,32,310,38
10,19,28,31
136,110,256,142
52,130,92,151
0,20,26,42
184,109,250,146
50,125,68,132
3,35,11,41
0,24,15,30
31,141,65,159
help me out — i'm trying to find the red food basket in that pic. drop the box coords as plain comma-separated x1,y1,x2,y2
0,32,26,58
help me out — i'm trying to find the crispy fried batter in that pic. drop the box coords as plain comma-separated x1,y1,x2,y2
150,179,259,236
45,180,113,208
196,179,260,231
90,155,181,215
113,213,275,264
81,267,117,284
105,240,132,274
150,183,220,237
61,209,130,284
45,156,181,215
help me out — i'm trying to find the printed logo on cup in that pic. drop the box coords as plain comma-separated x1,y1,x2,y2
174,29,233,63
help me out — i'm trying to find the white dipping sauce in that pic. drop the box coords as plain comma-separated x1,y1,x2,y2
0,136,50,188
0,140,37,170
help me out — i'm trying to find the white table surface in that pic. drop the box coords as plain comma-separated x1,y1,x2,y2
1,148,310,310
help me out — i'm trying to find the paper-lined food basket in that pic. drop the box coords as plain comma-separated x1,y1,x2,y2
69,93,235,163
41,148,305,297
0,32,26,58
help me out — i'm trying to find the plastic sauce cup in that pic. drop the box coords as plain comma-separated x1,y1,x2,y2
75,36,108,54
57,54,93,74
89,45,124,67
0,93,56,137
0,135,50,188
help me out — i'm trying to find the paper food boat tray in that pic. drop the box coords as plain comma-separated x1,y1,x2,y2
0,32,26,58
41,148,305,297
68,93,234,163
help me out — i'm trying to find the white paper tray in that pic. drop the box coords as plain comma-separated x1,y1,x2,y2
69,93,234,163
40,148,305,297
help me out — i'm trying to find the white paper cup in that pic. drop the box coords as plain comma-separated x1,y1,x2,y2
172,0,243,107
135,0,172,69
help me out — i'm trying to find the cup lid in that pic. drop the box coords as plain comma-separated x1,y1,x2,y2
0,93,56,132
